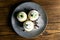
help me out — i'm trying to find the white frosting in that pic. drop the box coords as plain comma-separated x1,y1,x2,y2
28,10,39,21
17,12,27,22
23,21,34,32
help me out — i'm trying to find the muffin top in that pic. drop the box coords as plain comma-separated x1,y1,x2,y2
28,10,39,21
23,21,34,32
17,12,27,22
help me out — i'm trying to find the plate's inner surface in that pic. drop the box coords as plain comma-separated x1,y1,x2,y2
11,2,47,38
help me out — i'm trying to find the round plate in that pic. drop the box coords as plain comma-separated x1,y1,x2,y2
11,2,47,38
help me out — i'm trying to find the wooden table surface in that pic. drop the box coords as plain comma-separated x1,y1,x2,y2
0,0,60,40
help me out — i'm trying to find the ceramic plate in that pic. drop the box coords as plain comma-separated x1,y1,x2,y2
11,2,47,38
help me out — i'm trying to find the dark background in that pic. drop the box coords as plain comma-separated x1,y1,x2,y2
0,0,60,40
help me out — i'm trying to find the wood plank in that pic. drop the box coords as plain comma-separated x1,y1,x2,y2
46,30,60,34
36,33,60,40
0,0,22,7
46,9,60,23
46,23,60,30
0,32,60,40
0,22,60,35
33,0,60,5
0,8,9,25
0,0,60,7
42,5,60,9
0,0,30,7
0,34,34,40
0,25,16,35
0,25,14,32
42,5,60,22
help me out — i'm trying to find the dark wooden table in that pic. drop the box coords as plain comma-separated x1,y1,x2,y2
0,0,60,40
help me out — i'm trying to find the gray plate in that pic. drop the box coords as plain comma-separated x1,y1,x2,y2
11,2,47,38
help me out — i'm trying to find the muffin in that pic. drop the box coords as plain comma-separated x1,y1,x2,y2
17,12,27,22
23,21,34,32
28,10,39,21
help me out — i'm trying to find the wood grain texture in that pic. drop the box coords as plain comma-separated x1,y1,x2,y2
0,0,60,40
